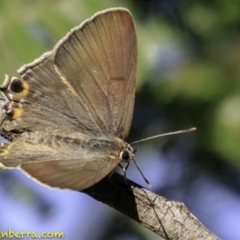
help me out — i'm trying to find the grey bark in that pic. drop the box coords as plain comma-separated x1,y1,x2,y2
83,172,220,240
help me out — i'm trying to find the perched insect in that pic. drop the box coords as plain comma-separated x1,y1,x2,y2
0,8,195,190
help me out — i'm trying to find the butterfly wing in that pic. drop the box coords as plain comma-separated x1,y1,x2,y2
54,8,137,139
0,132,123,190
0,8,136,190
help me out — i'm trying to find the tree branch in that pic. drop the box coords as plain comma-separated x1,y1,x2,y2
83,172,219,240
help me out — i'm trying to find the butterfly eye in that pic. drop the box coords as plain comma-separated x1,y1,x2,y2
120,144,135,161
120,150,130,161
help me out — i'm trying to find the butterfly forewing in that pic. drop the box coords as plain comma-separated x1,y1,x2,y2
54,9,136,139
0,8,137,190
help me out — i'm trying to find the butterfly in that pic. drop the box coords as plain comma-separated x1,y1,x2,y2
0,8,137,190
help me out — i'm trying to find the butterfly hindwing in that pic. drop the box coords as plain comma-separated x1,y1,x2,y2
0,53,104,136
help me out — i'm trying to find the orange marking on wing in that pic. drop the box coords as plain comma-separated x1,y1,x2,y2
19,81,30,97
12,108,23,119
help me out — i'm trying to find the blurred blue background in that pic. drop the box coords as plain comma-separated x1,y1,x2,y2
0,0,240,239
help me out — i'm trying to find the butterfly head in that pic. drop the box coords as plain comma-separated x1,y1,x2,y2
119,142,151,188
120,144,136,162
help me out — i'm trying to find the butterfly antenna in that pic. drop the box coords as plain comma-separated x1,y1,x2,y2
131,156,152,188
130,127,196,145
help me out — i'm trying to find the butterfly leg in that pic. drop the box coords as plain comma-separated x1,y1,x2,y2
117,162,130,184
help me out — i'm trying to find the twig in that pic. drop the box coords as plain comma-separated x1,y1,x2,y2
83,172,219,240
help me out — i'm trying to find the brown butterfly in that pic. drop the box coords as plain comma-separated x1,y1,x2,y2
0,8,137,190
0,8,195,191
